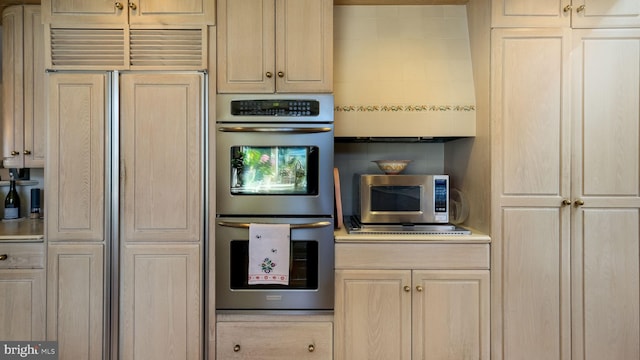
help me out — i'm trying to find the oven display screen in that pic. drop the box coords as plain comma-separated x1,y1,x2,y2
230,99,320,116
370,186,421,212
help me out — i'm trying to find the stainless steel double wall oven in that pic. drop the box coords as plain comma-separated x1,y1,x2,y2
215,94,334,311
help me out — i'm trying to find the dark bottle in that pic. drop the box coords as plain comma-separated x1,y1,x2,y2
4,173,20,219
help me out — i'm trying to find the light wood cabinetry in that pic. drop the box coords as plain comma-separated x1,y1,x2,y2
2,5,45,168
41,0,215,25
216,321,333,360
46,72,108,360
334,242,490,360
47,244,105,360
492,0,640,28
46,72,204,360
119,72,204,360
491,27,640,360
217,0,333,93
0,241,45,340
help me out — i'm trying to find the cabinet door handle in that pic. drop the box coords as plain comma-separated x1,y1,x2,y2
577,4,585,13
10,151,19,156
115,2,123,9
23,150,31,155
574,199,585,207
265,72,273,78
563,4,572,13
308,344,315,352
278,71,285,78
0,254,8,261
233,344,240,352
129,2,137,10
562,199,572,206
403,285,411,292
416,285,423,292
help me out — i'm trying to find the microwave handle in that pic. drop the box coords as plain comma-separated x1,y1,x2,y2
218,127,332,134
218,221,332,229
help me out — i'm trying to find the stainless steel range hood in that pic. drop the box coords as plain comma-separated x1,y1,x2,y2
333,5,476,139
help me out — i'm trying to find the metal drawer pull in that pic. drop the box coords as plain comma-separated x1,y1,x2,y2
233,344,240,352
308,344,315,352
219,127,332,134
0,254,7,261
218,221,331,229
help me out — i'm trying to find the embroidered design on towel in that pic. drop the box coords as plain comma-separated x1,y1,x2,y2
260,258,277,273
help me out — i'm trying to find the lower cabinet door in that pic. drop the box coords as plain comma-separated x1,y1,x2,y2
47,243,104,360
0,269,45,340
216,321,333,360
121,244,202,360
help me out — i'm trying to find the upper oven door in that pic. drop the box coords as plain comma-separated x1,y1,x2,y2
216,122,334,216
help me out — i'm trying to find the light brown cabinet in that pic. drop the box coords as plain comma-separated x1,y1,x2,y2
334,243,490,360
216,321,333,360
2,5,45,168
46,71,204,360
41,0,215,25
119,72,204,360
491,27,640,360
0,242,45,341
217,0,333,93
492,0,640,28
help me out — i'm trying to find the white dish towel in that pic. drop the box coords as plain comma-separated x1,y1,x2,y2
248,223,290,285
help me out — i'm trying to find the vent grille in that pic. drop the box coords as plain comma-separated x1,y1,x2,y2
130,28,204,68
50,28,126,67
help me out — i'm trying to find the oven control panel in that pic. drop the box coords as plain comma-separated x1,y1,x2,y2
230,99,320,116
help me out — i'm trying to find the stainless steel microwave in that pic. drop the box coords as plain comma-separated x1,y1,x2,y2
358,174,449,224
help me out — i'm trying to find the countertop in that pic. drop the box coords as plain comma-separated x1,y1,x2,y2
334,225,490,243
0,218,44,241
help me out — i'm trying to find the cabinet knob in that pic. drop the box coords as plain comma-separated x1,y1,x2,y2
416,285,423,292
403,285,411,292
563,4,572,13
562,199,572,206
23,150,31,155
577,5,585,13
308,344,315,352
115,2,124,10
233,344,240,352
265,72,273,78
278,71,285,78
10,151,19,156
574,199,585,207
129,2,137,10
0,254,7,261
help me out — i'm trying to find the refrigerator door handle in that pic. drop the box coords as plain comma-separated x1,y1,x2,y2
218,221,332,229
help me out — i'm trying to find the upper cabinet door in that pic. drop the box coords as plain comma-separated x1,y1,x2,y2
120,73,203,243
217,0,332,93
572,0,640,28
41,0,215,25
492,0,640,28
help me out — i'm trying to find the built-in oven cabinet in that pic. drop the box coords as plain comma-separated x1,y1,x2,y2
334,242,490,360
216,0,333,93
216,319,333,360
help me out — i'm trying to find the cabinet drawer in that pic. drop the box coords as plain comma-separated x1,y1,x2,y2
217,321,333,360
335,243,490,270
0,243,45,269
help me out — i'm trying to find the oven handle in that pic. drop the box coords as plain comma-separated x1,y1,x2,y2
218,221,332,229
218,127,332,134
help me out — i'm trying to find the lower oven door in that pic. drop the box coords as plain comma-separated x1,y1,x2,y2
215,217,334,310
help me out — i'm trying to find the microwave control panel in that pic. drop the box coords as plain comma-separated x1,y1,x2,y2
433,177,448,222
230,99,320,116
